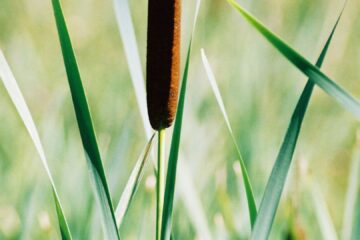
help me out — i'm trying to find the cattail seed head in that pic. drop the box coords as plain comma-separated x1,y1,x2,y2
146,0,181,130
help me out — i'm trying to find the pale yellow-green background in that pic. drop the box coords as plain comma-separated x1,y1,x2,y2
0,0,359,239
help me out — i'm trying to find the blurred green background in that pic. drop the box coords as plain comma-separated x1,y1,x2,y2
0,0,360,239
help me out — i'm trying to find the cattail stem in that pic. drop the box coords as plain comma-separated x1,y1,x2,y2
156,129,166,240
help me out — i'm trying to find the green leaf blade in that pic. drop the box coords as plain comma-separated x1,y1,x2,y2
250,7,344,240
113,0,152,138
51,0,119,239
310,183,338,240
113,0,212,238
161,1,202,239
53,189,73,240
115,133,155,228
161,41,192,240
351,194,360,240
201,49,257,227
0,50,72,240
227,0,360,120
342,138,360,240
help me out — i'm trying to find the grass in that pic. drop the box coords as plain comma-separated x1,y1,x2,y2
0,49,72,239
0,0,359,239
201,48,257,227
115,132,155,228
227,0,360,120
113,0,211,238
51,0,119,238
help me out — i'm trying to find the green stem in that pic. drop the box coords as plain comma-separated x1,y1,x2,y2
156,129,166,240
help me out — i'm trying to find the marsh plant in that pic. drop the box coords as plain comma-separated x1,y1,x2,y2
0,0,359,239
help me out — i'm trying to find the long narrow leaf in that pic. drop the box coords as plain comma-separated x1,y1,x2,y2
113,0,152,138
250,8,344,239
0,50,72,240
113,0,211,238
342,135,360,240
161,40,192,240
115,133,155,228
201,49,257,227
227,0,360,120
311,182,338,240
351,193,360,240
50,0,119,239
161,1,202,239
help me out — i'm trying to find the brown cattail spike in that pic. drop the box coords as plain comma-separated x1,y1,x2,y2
146,0,181,130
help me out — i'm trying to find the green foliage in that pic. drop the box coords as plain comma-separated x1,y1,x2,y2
228,0,360,119
115,133,155,228
251,12,343,239
201,49,257,227
0,0,359,239
51,0,119,238
0,50,72,240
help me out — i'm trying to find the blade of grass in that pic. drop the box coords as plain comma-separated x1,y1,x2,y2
342,132,360,240
249,8,344,239
50,0,119,239
114,0,211,238
115,133,155,228
0,50,72,240
310,182,338,240
160,39,191,240
20,186,37,240
227,0,360,120
201,49,257,227
113,0,152,138
351,193,360,240
161,2,202,239
176,160,212,239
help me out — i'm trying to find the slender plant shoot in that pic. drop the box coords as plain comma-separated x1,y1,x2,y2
51,0,120,238
250,6,344,239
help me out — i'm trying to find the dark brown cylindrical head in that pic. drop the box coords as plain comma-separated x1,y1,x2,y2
146,0,181,130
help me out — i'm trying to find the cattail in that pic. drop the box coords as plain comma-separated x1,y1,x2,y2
146,0,181,130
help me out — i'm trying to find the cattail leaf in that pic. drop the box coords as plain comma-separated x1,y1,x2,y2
115,133,155,228
342,135,360,240
0,50,72,240
201,49,257,227
250,7,344,240
227,0,360,120
161,0,202,239
113,0,152,138
161,38,192,240
113,0,211,238
50,0,119,239
310,182,338,240
351,194,360,240
53,189,73,240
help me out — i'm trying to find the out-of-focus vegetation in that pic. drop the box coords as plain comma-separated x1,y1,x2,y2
0,0,359,239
